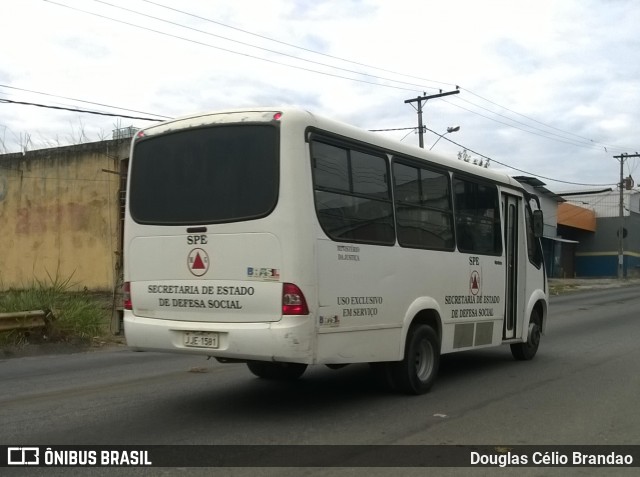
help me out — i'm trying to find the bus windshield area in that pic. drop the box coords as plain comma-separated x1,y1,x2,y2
129,124,279,225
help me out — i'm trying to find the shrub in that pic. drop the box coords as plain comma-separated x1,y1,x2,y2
0,273,108,345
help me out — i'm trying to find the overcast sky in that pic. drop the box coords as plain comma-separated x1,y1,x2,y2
1,0,639,192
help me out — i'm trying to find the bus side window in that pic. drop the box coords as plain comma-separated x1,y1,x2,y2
311,140,395,245
392,160,455,251
452,177,502,255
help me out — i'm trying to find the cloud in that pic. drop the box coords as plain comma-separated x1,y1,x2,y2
1,0,639,191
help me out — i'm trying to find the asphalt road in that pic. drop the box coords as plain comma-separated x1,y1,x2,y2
1,285,639,476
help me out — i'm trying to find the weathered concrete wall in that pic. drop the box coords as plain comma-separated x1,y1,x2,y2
0,140,129,291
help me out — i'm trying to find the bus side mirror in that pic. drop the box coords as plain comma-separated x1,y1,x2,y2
533,210,544,238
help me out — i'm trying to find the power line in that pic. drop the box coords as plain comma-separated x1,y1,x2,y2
368,127,416,132
552,193,610,224
140,0,454,89
0,99,165,121
460,88,635,152
8,2,636,186
1,92,616,188
0,84,171,120
439,98,613,152
442,97,618,152
44,0,425,93
420,126,616,187
372,124,615,187
92,0,441,94
442,95,630,153
46,1,640,154
139,1,636,153
405,90,460,148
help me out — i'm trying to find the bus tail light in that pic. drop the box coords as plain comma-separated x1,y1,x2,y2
123,282,132,310
282,283,309,315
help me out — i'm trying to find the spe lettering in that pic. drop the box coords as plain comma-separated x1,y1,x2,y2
187,235,208,245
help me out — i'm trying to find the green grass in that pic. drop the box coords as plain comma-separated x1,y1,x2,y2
0,273,111,346
548,283,578,295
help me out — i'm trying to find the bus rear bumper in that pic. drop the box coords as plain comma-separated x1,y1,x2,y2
123,312,314,364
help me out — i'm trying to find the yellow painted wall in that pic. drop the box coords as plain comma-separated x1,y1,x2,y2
0,140,129,291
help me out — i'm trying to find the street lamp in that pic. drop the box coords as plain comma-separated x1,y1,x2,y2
429,125,460,150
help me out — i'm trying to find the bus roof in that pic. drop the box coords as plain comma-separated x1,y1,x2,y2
137,106,526,192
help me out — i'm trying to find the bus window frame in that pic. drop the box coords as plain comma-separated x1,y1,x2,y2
451,173,503,257
309,135,395,246
391,155,456,252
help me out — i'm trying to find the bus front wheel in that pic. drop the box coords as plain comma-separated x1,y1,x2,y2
511,309,541,361
391,324,440,395
246,361,307,380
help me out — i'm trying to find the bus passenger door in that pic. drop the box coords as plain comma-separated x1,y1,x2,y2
502,194,520,340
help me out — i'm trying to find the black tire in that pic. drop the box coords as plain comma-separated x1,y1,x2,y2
369,362,397,391
246,361,307,380
511,309,542,361
390,324,440,395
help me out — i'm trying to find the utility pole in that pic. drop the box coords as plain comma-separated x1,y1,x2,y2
613,153,640,279
405,89,460,148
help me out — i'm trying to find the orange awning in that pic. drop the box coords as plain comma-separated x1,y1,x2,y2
557,203,596,232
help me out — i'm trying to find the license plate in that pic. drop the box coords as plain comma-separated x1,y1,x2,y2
183,331,219,349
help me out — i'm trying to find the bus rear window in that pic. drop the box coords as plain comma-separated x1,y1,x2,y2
129,125,279,225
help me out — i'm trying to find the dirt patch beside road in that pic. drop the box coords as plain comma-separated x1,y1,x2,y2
1,335,126,359
549,278,640,295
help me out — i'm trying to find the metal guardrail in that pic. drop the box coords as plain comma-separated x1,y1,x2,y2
0,310,53,332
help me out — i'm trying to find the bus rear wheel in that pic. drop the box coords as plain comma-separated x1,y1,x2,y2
391,324,440,395
511,309,541,361
246,361,307,380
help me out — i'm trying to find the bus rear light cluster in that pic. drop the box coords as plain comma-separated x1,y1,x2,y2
282,283,309,315
123,282,132,310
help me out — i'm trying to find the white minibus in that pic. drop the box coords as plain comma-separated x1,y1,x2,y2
123,108,548,394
